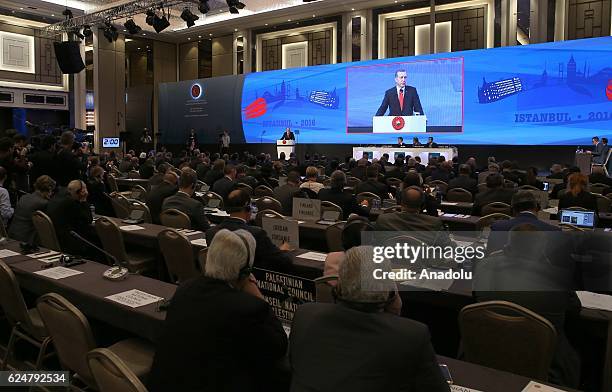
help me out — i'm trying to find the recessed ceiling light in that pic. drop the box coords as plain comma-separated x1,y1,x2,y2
312,14,315,17
265,23,268,26
137,47,141,50
287,19,291,21
351,8,355,11
198,35,201,38
123,29,127,32
188,37,191,40
234,28,237,31
209,33,213,36
51,13,55,16
142,33,146,35
19,7,23,10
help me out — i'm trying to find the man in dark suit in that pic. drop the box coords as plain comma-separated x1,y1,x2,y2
426,136,438,148
375,70,424,116
149,229,288,392
318,171,369,220
54,131,84,187
397,136,406,147
212,164,237,202
472,173,516,216
590,136,605,163
273,171,301,216
146,172,178,224
203,159,225,187
355,165,389,199
448,164,478,195
9,175,55,244
148,163,169,188
161,169,210,231
290,246,450,392
206,189,293,273
280,127,295,140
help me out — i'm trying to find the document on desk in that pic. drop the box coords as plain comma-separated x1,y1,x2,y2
190,238,207,247
34,266,83,280
106,289,163,308
442,202,459,206
29,250,60,259
119,225,145,231
0,249,21,258
442,213,457,217
521,381,566,391
296,252,328,262
576,291,612,312
177,229,202,236
542,207,558,215
450,386,483,392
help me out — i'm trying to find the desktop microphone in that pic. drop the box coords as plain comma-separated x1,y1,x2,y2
69,231,129,281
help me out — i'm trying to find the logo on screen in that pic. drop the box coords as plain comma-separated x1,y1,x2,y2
244,97,267,119
190,83,203,100
606,79,612,101
392,116,405,130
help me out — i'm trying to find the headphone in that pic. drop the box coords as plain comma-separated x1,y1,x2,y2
236,233,254,280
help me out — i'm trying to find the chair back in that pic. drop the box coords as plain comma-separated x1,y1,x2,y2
126,171,141,179
590,183,608,195
87,348,148,392
0,261,42,339
446,188,473,202
314,275,338,303
504,180,517,189
0,218,7,238
107,175,119,193
130,185,147,201
95,217,129,264
595,194,611,213
255,209,285,227
110,193,131,219
459,301,557,380
477,183,488,194
254,185,274,198
518,185,540,191
32,211,61,251
160,209,191,229
346,176,361,188
321,201,343,216
129,201,152,223
254,196,283,214
386,177,402,188
356,192,381,206
481,202,512,216
325,222,345,252
383,205,402,213
158,229,199,283
235,182,253,196
428,180,448,194
198,248,208,271
476,213,512,231
300,188,319,199
37,293,97,386
201,191,224,209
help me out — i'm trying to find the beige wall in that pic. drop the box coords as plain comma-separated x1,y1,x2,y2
153,41,177,139
212,35,233,76
179,42,198,81
128,51,148,87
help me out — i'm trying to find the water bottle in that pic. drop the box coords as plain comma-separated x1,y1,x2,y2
373,198,380,210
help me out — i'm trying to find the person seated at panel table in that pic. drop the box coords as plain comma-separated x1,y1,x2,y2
46,179,95,255
355,165,390,200
212,164,237,202
473,224,581,388
472,173,516,216
8,175,55,244
161,168,210,231
397,136,407,147
425,136,438,148
318,171,369,220
447,164,478,196
412,136,422,147
558,173,599,214
148,229,288,392
206,189,294,273
290,246,450,392
586,136,604,163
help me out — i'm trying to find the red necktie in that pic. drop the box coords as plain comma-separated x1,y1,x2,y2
399,89,404,111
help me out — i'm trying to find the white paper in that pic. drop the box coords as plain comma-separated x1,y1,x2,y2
211,211,230,217
39,255,63,264
576,291,612,312
105,289,163,308
542,207,558,215
297,252,328,262
178,229,202,236
120,225,145,231
442,202,459,206
297,220,305,224
190,238,208,247
34,266,83,280
442,213,457,217
29,250,60,259
450,386,484,392
521,381,566,392
0,249,20,258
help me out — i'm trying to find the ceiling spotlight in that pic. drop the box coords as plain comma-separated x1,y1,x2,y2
62,8,73,19
198,0,210,14
181,8,199,28
82,25,92,38
152,10,170,33
103,21,118,43
145,9,156,26
124,19,142,35
72,28,85,40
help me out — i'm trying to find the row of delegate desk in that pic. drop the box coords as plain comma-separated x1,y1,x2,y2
0,238,580,392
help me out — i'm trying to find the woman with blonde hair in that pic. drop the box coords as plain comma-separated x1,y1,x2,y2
559,172,598,213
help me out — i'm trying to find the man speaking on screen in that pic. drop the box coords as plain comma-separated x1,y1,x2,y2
375,70,424,117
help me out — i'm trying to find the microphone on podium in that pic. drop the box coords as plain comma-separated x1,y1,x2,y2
69,230,129,281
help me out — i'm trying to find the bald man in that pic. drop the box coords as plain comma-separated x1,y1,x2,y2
46,179,94,255
146,171,179,224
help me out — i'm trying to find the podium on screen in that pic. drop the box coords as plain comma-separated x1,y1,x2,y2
277,139,296,159
372,115,427,133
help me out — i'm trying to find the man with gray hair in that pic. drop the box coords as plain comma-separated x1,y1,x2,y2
290,246,449,392
149,229,288,392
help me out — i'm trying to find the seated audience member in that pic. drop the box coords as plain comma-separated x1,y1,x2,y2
522,167,545,190
212,164,237,201
8,175,55,243
558,173,598,214
118,154,134,173
447,164,478,195
273,171,302,216
550,166,581,199
300,166,324,194
376,186,452,247
46,180,94,255
356,151,370,167
430,161,453,183
145,172,178,224
487,191,560,254
290,246,450,392
350,158,368,180
547,164,564,179
161,168,210,231
86,166,114,216
477,162,499,184
472,173,516,216
203,159,225,186
318,171,368,220
54,131,84,187
589,165,612,188
148,229,288,392
395,171,439,216
138,157,155,179
206,189,293,272
235,165,259,189
414,156,426,173
0,167,14,226
148,163,169,188
500,160,524,185
473,225,581,388
324,216,374,279
385,157,405,180
355,165,389,199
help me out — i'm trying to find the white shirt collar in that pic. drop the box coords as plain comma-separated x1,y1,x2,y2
396,85,405,94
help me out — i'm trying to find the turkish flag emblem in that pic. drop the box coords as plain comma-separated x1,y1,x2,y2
392,116,405,130
282,140,286,144
606,79,612,101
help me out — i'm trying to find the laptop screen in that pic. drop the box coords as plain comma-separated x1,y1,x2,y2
559,209,596,228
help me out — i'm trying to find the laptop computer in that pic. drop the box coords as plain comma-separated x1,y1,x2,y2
122,209,145,224
317,210,341,225
204,198,221,212
197,183,210,192
559,209,596,229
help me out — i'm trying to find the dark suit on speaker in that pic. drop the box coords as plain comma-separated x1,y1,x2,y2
375,86,424,117
289,302,450,392
280,131,295,141
161,191,210,231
